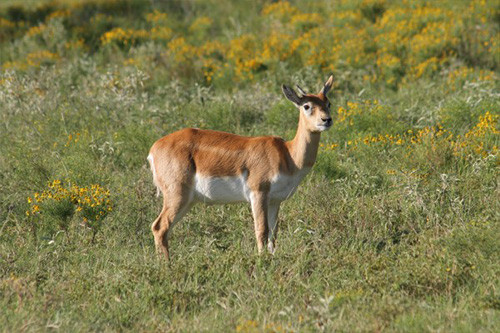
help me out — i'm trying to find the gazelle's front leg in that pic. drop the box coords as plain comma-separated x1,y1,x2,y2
250,191,269,253
267,202,281,254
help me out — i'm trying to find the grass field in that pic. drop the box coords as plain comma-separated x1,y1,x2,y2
0,0,499,331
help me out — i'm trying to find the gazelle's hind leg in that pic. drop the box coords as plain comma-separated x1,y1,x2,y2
151,185,193,260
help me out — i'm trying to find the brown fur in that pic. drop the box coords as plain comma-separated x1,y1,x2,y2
148,76,334,259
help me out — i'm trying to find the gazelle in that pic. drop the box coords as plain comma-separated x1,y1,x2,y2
148,76,334,260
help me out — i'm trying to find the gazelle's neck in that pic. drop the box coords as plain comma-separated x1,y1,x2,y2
286,115,321,170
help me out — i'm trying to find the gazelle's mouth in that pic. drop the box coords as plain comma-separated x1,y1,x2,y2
319,117,333,130
316,123,332,131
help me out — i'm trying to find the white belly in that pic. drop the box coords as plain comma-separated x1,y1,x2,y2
193,168,310,204
194,173,250,204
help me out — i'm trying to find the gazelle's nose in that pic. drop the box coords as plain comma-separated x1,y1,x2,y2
322,117,332,126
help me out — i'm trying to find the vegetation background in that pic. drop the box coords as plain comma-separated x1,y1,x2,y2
0,0,498,331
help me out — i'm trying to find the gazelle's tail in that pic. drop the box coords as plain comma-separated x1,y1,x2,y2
147,153,161,197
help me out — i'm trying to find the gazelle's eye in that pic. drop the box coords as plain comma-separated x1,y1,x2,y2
303,104,310,110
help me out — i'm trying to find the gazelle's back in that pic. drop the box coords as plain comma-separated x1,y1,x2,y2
150,128,289,178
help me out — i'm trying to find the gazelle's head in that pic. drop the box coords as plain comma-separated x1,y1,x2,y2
282,75,334,133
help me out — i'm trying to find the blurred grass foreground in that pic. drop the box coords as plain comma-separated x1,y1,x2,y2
0,0,499,331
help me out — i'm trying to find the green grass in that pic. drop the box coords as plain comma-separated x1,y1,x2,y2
1,0,499,331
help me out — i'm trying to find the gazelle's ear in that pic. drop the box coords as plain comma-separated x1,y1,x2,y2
296,85,307,96
320,75,334,96
282,85,302,106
